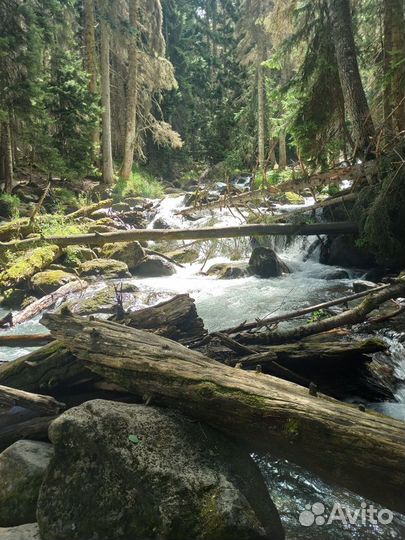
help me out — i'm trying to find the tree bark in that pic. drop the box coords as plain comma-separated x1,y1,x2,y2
327,0,375,155
100,11,114,184
1,112,14,194
0,221,359,251
120,0,140,180
41,311,405,514
0,385,65,415
278,131,287,170
257,61,266,174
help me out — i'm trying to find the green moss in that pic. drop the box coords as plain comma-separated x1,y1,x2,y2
114,166,164,200
0,193,21,219
0,245,61,289
284,418,300,442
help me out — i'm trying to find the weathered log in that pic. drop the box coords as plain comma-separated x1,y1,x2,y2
29,181,51,224
179,189,276,215
0,341,93,393
42,312,405,513
0,384,65,415
0,218,31,242
221,284,389,335
0,334,53,347
66,198,113,220
0,415,57,451
246,278,405,345
0,221,359,252
270,192,357,222
10,280,88,327
114,294,207,344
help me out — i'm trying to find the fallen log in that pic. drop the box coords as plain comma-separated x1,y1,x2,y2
0,221,359,251
244,278,405,345
0,340,93,393
179,189,275,216
42,312,405,513
221,284,389,335
0,334,53,347
114,294,207,344
0,384,65,415
0,218,31,242
0,415,57,451
9,279,88,327
66,198,113,220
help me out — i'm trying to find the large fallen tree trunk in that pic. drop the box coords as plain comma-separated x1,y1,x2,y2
0,384,64,415
0,221,359,252
42,311,405,513
115,294,207,344
179,189,276,216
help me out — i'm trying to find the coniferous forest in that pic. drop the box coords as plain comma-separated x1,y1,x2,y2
0,1,405,540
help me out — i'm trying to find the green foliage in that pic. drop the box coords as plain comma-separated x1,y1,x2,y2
309,309,329,323
114,167,164,200
0,193,20,219
35,215,88,237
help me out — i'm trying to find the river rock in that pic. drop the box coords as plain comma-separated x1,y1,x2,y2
249,247,290,278
153,217,171,229
321,269,350,280
70,283,139,315
165,247,199,264
0,523,41,540
100,241,145,271
79,258,131,279
0,440,53,527
132,255,176,277
207,262,249,279
37,400,284,540
352,280,377,293
320,235,376,268
62,246,96,268
30,270,78,295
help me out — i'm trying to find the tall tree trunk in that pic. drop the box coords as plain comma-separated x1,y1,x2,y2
390,0,405,133
120,0,139,181
279,131,287,170
100,14,114,184
327,0,375,156
257,62,266,174
84,0,100,153
1,112,14,194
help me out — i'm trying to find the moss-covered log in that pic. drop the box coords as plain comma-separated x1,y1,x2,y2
0,218,31,242
42,312,405,514
66,198,113,220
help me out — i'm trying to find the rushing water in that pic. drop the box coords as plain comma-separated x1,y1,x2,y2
1,194,404,539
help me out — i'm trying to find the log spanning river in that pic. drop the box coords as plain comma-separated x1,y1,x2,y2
1,194,404,539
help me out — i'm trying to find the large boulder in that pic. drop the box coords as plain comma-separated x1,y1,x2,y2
100,241,146,271
70,283,139,315
0,440,53,527
30,270,78,295
132,255,176,277
79,258,131,279
320,235,376,268
0,523,41,540
207,262,249,279
38,401,284,540
62,246,96,269
249,247,290,278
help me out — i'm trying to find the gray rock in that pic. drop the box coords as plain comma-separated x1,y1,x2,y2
38,400,284,540
207,262,249,279
0,523,40,540
353,280,377,293
249,247,290,278
79,258,131,279
70,283,139,315
322,269,350,280
320,235,376,268
153,217,171,229
0,440,53,526
111,202,131,213
133,255,176,277
100,241,146,271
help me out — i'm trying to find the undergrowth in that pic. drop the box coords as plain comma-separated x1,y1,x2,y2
114,166,164,200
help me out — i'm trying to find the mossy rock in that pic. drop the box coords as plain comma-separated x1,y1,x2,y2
79,258,131,279
165,247,200,265
207,262,249,279
111,202,131,213
279,192,305,205
37,401,284,540
132,256,176,277
62,246,96,269
0,289,28,310
0,440,53,527
30,270,79,296
0,245,61,289
100,242,145,271
70,283,139,315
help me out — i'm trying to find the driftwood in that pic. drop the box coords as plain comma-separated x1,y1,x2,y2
66,198,113,220
221,284,389,335
10,280,88,327
0,341,93,393
0,221,359,252
0,333,53,347
0,415,57,451
243,278,405,345
115,294,207,344
42,311,405,513
0,384,64,415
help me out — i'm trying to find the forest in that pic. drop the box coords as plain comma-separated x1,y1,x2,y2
0,1,404,539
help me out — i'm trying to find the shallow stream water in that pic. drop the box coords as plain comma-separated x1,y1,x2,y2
1,194,404,539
